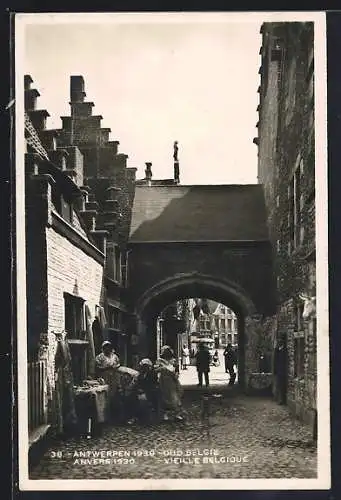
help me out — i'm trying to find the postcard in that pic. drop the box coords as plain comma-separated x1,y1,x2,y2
15,11,330,491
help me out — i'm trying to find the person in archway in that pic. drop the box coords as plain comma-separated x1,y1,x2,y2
273,337,288,405
181,345,190,370
155,345,184,421
195,342,211,388
212,349,220,367
223,343,236,385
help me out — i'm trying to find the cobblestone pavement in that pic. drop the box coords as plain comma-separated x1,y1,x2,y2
29,390,316,480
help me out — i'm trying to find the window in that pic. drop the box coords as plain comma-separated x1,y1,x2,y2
227,318,232,331
61,195,73,224
294,164,302,247
108,306,120,330
64,293,88,385
285,58,297,126
52,186,62,214
288,181,295,249
294,336,305,378
227,333,232,344
64,293,85,339
294,302,305,333
121,252,129,287
115,247,121,282
106,243,122,283
289,157,304,250
221,319,226,330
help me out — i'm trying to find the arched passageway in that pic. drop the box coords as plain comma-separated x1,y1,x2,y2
133,273,262,390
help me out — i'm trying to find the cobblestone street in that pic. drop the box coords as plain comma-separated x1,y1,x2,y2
29,389,317,480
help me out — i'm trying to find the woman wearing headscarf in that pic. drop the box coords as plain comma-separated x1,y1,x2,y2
125,358,159,424
95,341,121,415
155,345,184,421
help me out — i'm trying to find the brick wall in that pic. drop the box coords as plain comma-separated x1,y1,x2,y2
65,146,84,187
43,226,104,408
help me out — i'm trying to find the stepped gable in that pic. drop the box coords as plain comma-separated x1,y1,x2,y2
24,74,108,250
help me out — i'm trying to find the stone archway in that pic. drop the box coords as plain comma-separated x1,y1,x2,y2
133,272,260,390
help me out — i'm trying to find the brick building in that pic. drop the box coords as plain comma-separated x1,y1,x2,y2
53,76,138,366
255,22,316,427
25,76,105,443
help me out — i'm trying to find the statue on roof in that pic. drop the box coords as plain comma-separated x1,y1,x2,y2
173,141,179,162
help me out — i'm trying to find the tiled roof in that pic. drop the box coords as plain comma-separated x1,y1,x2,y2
129,184,269,242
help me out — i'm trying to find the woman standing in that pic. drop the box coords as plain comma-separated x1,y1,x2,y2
155,345,184,421
181,345,190,370
95,341,121,416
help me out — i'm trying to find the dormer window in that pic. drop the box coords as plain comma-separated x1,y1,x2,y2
60,195,73,224
51,186,62,214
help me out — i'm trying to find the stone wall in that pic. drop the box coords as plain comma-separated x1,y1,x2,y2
267,299,317,426
257,22,316,425
129,242,276,317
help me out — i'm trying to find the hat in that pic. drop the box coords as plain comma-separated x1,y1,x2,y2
160,345,174,359
102,341,112,348
160,345,173,354
139,358,153,368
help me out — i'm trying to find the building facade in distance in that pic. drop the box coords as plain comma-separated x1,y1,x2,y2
211,303,239,348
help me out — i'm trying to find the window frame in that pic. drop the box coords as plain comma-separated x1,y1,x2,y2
64,292,86,339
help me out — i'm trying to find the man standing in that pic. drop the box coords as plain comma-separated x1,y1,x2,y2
223,343,236,385
195,342,211,387
273,338,287,405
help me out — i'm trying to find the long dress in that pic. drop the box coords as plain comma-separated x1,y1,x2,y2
182,348,190,367
155,358,183,417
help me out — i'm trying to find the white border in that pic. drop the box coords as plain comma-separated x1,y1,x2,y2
16,11,330,491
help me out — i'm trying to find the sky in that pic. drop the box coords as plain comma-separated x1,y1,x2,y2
22,15,262,184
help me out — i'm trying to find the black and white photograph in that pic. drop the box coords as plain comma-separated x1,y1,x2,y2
15,11,330,490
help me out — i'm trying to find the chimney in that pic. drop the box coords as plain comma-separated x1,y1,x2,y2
28,109,50,131
173,141,180,184
145,162,152,186
70,76,86,103
25,88,40,111
24,75,33,91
